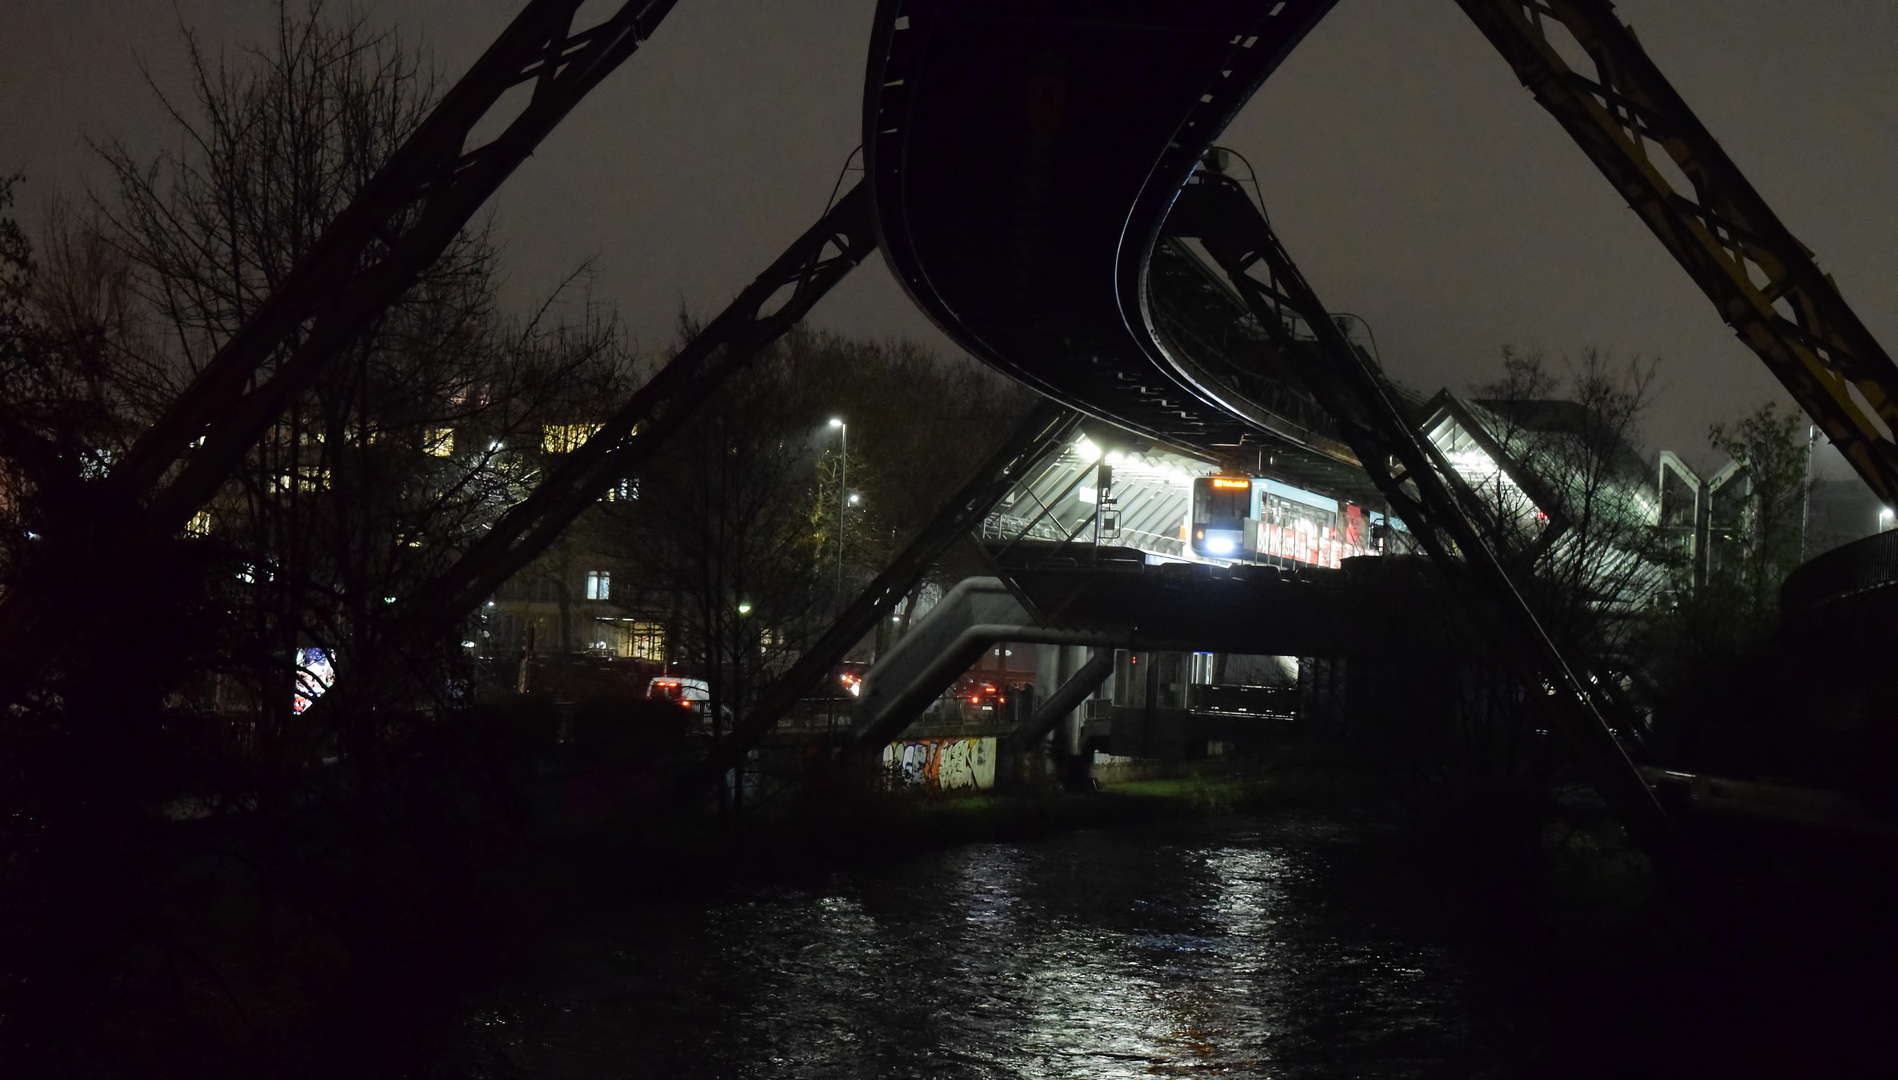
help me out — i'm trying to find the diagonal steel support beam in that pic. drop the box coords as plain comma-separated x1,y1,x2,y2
115,0,678,539
1169,174,1689,877
989,459,1096,567
394,183,879,639
850,625,1121,750
290,185,880,724
1006,648,1114,754
1454,0,1898,508
677,400,1083,800
0,1,680,695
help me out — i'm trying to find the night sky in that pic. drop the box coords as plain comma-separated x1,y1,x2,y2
4,0,1894,475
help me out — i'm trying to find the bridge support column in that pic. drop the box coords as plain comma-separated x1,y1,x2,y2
678,403,1081,799
1030,644,1093,755
1006,648,1114,788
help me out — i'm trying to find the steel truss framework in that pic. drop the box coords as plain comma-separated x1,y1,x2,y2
311,185,880,719
1167,172,1687,869
398,185,878,642
124,0,681,537
684,401,1083,795
0,0,680,679
0,0,1887,835
1454,0,1898,508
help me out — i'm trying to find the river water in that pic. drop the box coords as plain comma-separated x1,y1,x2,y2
450,813,1490,1077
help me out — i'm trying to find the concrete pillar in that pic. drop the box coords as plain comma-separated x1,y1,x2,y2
1059,644,1090,755
1033,643,1096,758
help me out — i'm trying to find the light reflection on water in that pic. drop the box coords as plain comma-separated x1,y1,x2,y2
455,815,1483,1078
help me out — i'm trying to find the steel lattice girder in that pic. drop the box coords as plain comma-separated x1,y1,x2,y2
1176,175,1689,878
290,184,882,735
119,0,679,540
1453,0,1898,508
400,183,882,640
0,0,677,705
681,400,1084,799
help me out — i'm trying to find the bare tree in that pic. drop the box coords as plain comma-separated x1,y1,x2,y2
598,325,828,810
1704,402,1810,620
0,9,639,1066
86,3,635,742
1349,347,1679,845
799,332,1035,643
1639,400,1814,758
1472,346,1678,671
568,325,1031,807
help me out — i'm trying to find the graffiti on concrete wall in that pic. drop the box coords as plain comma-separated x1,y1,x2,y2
881,736,997,791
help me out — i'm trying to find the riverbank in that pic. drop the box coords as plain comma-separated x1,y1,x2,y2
59,746,1898,1078
544,749,1406,907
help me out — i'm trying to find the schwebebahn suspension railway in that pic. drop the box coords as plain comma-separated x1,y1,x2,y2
5,0,1897,896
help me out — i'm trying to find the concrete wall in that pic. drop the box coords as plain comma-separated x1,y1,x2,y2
880,737,998,791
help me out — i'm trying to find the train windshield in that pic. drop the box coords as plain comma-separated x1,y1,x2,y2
1192,477,1251,525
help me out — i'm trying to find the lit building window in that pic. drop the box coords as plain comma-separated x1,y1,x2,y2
278,466,328,493
585,570,611,600
631,621,663,660
424,427,455,457
598,619,664,660
542,423,602,454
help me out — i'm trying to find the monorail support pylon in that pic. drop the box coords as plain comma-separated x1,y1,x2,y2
1171,174,1691,878
305,184,882,726
1455,0,1898,508
0,0,682,702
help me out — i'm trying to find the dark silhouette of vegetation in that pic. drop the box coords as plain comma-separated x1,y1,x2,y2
0,6,1034,1069
1341,347,1674,862
1643,401,1816,765
589,322,1031,809
4,5,1885,1076
0,8,631,1073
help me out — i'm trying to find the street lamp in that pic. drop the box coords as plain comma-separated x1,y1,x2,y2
829,418,847,608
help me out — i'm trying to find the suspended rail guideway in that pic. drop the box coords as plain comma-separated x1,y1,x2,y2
2,0,1893,873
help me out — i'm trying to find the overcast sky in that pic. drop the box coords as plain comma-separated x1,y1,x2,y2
4,0,1895,475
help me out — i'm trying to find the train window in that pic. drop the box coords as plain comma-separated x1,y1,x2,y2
1192,477,1250,523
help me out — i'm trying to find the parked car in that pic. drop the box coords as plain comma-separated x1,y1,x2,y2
647,675,733,728
647,675,710,709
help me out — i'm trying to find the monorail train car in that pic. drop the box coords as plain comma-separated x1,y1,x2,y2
1188,475,1257,559
1189,474,1380,566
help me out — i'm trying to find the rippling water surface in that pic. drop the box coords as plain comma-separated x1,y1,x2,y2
456,814,1487,1077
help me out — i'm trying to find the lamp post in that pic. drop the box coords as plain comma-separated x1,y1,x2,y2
829,418,847,609
1800,423,1816,560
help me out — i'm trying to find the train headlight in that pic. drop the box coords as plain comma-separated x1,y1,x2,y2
1206,535,1236,555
